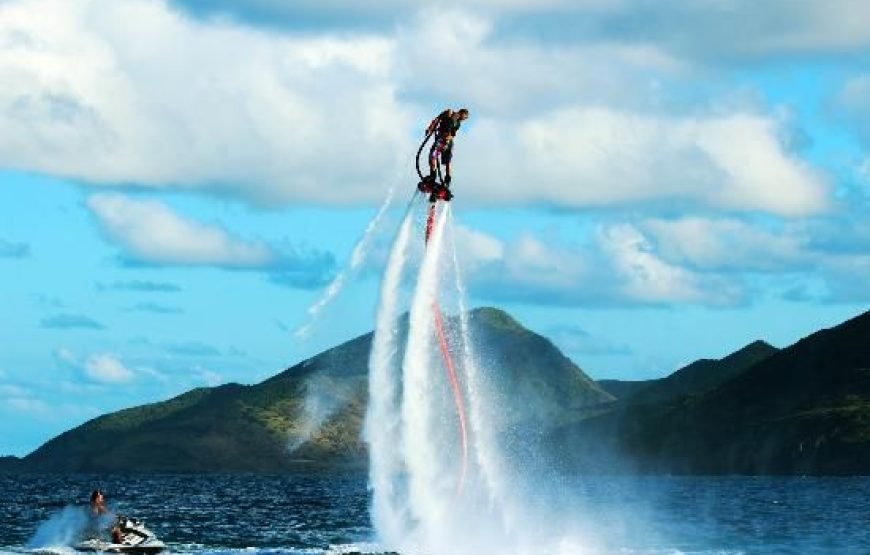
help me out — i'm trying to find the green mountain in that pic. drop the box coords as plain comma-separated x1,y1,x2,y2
596,379,651,400
16,307,611,473
598,341,777,403
627,340,778,405
0,456,21,473
561,309,870,474
11,307,870,475
468,308,614,425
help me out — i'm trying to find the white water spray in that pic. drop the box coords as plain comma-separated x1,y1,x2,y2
26,506,91,550
295,186,396,339
366,201,596,555
399,204,456,551
365,211,415,545
448,223,519,533
366,202,514,554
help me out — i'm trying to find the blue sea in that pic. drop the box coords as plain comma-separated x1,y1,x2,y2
1,474,869,554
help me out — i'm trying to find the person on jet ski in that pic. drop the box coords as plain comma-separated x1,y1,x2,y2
90,489,107,516
88,489,122,543
424,108,469,189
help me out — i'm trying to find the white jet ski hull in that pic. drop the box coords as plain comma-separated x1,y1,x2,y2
73,538,166,554
74,516,166,554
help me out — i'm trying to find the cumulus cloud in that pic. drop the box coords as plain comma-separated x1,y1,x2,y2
172,0,870,62
454,222,744,307
83,354,136,383
621,215,870,303
465,109,829,216
88,194,272,266
395,9,686,116
40,314,105,330
496,0,870,62
597,224,743,304
169,0,624,31
0,0,410,204
454,214,870,307
640,217,812,272
87,194,334,283
0,0,832,217
55,348,138,384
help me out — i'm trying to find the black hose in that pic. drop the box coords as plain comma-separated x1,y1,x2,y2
416,129,434,181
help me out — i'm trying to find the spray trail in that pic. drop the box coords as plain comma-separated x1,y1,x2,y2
368,200,554,554
295,186,396,339
425,202,469,495
449,223,517,530
400,204,457,548
365,211,415,546
432,302,468,494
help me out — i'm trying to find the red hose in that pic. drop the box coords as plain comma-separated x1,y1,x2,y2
433,301,468,494
425,202,468,495
425,203,436,244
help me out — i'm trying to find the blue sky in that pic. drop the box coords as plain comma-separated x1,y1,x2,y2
2,0,870,456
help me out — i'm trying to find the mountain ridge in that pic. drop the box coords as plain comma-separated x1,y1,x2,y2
4,307,869,475
8,307,611,473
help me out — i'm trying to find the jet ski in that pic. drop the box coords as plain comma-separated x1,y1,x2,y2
74,515,166,554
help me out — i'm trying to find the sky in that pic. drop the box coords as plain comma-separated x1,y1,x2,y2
2,0,870,456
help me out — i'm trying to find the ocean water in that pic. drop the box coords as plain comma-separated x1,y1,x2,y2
1,473,869,555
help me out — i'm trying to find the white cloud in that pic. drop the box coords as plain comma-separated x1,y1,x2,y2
501,0,870,60
635,215,870,302
640,217,811,272
456,223,743,306
88,194,274,267
695,0,870,56
0,0,832,217
452,224,504,273
0,0,411,204
396,9,686,116
597,224,739,304
55,347,139,384
0,383,49,413
83,354,136,383
172,0,870,60
465,109,829,216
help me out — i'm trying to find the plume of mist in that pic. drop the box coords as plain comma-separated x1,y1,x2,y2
288,373,356,452
366,203,651,554
26,505,95,549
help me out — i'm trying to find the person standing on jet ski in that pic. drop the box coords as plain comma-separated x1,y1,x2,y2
425,108,469,189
